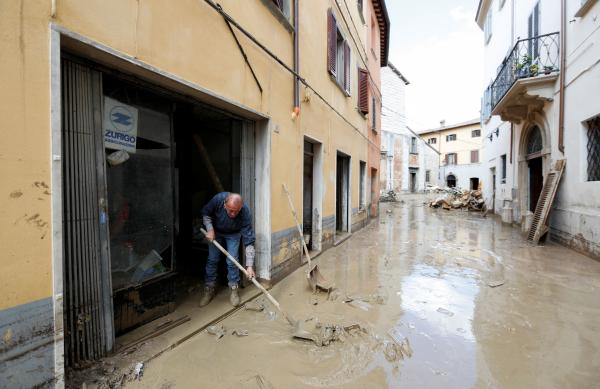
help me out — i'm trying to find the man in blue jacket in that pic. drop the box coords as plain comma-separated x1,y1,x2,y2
199,192,255,307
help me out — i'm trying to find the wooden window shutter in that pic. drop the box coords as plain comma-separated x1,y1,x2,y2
327,9,337,76
445,154,448,164
358,68,369,114
344,41,351,94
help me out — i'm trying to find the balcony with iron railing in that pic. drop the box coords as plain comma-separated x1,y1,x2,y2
481,32,560,124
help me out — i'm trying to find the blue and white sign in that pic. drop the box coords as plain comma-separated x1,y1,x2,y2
103,97,138,153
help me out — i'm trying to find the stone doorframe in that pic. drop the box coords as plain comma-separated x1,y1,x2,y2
516,115,552,225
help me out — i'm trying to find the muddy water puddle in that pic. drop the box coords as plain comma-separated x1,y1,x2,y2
126,196,600,388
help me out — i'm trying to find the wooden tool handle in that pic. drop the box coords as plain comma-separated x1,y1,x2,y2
200,229,295,326
282,184,313,271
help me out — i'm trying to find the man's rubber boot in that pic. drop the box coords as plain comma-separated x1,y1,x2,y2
199,286,215,307
230,285,240,307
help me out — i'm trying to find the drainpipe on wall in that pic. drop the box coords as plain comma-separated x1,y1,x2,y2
293,0,300,118
558,0,566,154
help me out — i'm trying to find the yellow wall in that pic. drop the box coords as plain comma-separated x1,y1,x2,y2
421,121,482,166
0,0,377,308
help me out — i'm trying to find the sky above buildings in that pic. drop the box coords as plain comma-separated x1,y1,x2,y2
386,0,483,131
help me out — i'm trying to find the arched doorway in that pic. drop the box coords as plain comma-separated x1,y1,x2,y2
447,174,457,188
526,126,544,211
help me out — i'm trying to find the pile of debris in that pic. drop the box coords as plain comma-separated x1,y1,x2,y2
429,189,485,211
379,190,398,202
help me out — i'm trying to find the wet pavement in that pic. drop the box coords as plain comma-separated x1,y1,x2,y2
126,195,600,388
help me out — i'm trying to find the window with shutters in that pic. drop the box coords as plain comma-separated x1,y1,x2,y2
262,0,292,25
357,68,369,115
446,153,457,165
501,154,507,183
327,9,351,95
472,129,481,137
446,134,457,142
428,137,437,144
426,170,431,183
471,150,479,163
371,96,376,131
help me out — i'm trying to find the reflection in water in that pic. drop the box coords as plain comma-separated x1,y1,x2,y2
126,195,600,389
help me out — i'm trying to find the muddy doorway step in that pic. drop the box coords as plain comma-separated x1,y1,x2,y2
177,104,256,309
335,152,351,244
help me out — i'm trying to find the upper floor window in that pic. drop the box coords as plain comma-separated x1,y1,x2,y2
484,9,493,44
358,68,369,115
472,129,481,137
328,10,351,95
267,0,291,21
471,150,480,163
446,153,457,165
410,137,418,154
586,116,600,181
428,137,437,144
446,134,457,142
425,170,431,183
528,2,541,58
371,96,377,130
501,154,507,182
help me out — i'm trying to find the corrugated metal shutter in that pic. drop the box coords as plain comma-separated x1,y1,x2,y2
343,42,351,94
358,68,369,114
327,9,337,76
62,58,113,366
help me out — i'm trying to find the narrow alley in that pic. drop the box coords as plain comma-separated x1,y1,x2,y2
126,195,600,388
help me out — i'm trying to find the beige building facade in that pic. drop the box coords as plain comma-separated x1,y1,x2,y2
0,0,389,386
419,119,485,189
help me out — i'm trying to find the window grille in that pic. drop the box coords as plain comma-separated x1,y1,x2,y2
587,116,600,181
527,126,543,155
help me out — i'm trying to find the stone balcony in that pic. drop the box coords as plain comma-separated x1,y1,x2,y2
482,32,560,124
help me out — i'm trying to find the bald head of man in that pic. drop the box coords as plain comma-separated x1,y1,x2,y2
224,193,243,218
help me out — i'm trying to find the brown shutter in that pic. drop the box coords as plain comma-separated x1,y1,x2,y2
445,154,448,164
471,150,479,163
327,9,337,76
344,41,351,94
358,68,369,114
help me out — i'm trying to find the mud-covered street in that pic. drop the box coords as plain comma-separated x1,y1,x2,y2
127,195,600,388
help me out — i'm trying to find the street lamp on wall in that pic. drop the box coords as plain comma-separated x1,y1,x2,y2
495,128,500,137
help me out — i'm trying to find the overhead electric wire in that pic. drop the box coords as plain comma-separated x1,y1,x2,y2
203,0,378,148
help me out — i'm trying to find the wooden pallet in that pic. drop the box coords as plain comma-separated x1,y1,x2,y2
527,159,566,243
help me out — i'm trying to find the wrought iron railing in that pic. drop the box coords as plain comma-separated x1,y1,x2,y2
482,32,560,121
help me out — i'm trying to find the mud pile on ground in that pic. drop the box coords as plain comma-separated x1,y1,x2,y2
379,190,398,202
428,189,485,211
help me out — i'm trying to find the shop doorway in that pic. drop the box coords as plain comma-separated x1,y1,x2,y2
336,152,350,234
59,55,259,366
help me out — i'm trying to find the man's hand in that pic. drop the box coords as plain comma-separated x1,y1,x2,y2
246,266,255,280
205,229,215,241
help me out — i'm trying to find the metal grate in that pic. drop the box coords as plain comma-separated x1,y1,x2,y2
587,117,600,181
